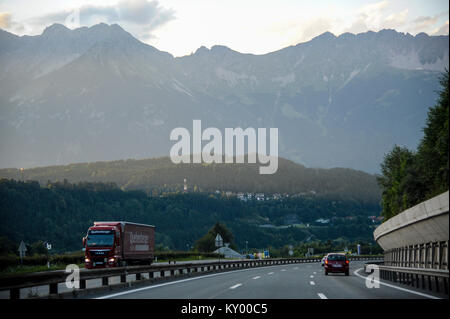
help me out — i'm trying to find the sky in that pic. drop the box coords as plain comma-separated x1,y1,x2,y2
0,0,448,57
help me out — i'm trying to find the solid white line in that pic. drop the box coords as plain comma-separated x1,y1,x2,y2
268,272,274,275
354,268,441,299
96,264,287,299
253,276,261,280
318,293,327,299
229,283,242,289
310,281,315,285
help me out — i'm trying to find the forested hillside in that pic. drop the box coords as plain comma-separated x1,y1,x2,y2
0,179,380,253
0,157,381,204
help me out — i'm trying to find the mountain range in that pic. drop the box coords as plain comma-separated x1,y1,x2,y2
0,23,448,172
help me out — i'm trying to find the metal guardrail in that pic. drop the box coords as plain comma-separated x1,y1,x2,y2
365,263,449,294
348,257,383,261
0,256,381,299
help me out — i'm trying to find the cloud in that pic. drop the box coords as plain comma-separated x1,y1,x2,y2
283,1,413,47
31,7,117,27
0,12,12,29
118,0,174,27
295,18,333,43
432,20,449,35
0,11,26,33
411,11,449,34
344,1,409,34
413,15,440,30
383,9,408,29
340,1,389,34
29,0,175,36
356,0,390,27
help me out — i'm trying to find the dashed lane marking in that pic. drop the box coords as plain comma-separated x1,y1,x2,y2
229,283,242,289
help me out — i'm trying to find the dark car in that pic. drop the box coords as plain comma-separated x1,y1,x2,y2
324,253,349,276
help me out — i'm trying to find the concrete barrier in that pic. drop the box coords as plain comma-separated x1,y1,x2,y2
374,191,449,250
373,191,449,294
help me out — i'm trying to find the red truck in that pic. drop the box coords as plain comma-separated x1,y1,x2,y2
82,221,155,268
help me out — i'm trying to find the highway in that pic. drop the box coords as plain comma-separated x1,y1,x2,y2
88,261,445,299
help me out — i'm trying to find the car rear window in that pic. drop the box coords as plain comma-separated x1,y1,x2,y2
327,254,346,261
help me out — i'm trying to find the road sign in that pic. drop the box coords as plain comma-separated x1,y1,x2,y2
18,241,27,262
215,234,223,248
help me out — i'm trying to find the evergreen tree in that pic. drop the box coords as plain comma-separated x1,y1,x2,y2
417,69,449,197
194,222,236,252
378,70,449,219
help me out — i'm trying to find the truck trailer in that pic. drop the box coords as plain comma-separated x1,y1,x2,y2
83,221,155,268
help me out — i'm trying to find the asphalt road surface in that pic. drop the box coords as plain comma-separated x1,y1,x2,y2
88,261,445,299
0,258,234,299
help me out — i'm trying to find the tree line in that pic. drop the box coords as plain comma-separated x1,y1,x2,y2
377,70,449,220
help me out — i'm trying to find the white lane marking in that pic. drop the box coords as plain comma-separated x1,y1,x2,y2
354,268,441,299
318,293,327,299
294,267,299,270
310,281,315,285
313,272,317,274
253,276,261,280
268,272,274,275
281,269,286,272
229,283,242,289
310,275,314,278
96,264,291,299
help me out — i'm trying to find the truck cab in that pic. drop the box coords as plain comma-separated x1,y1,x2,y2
83,223,122,268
